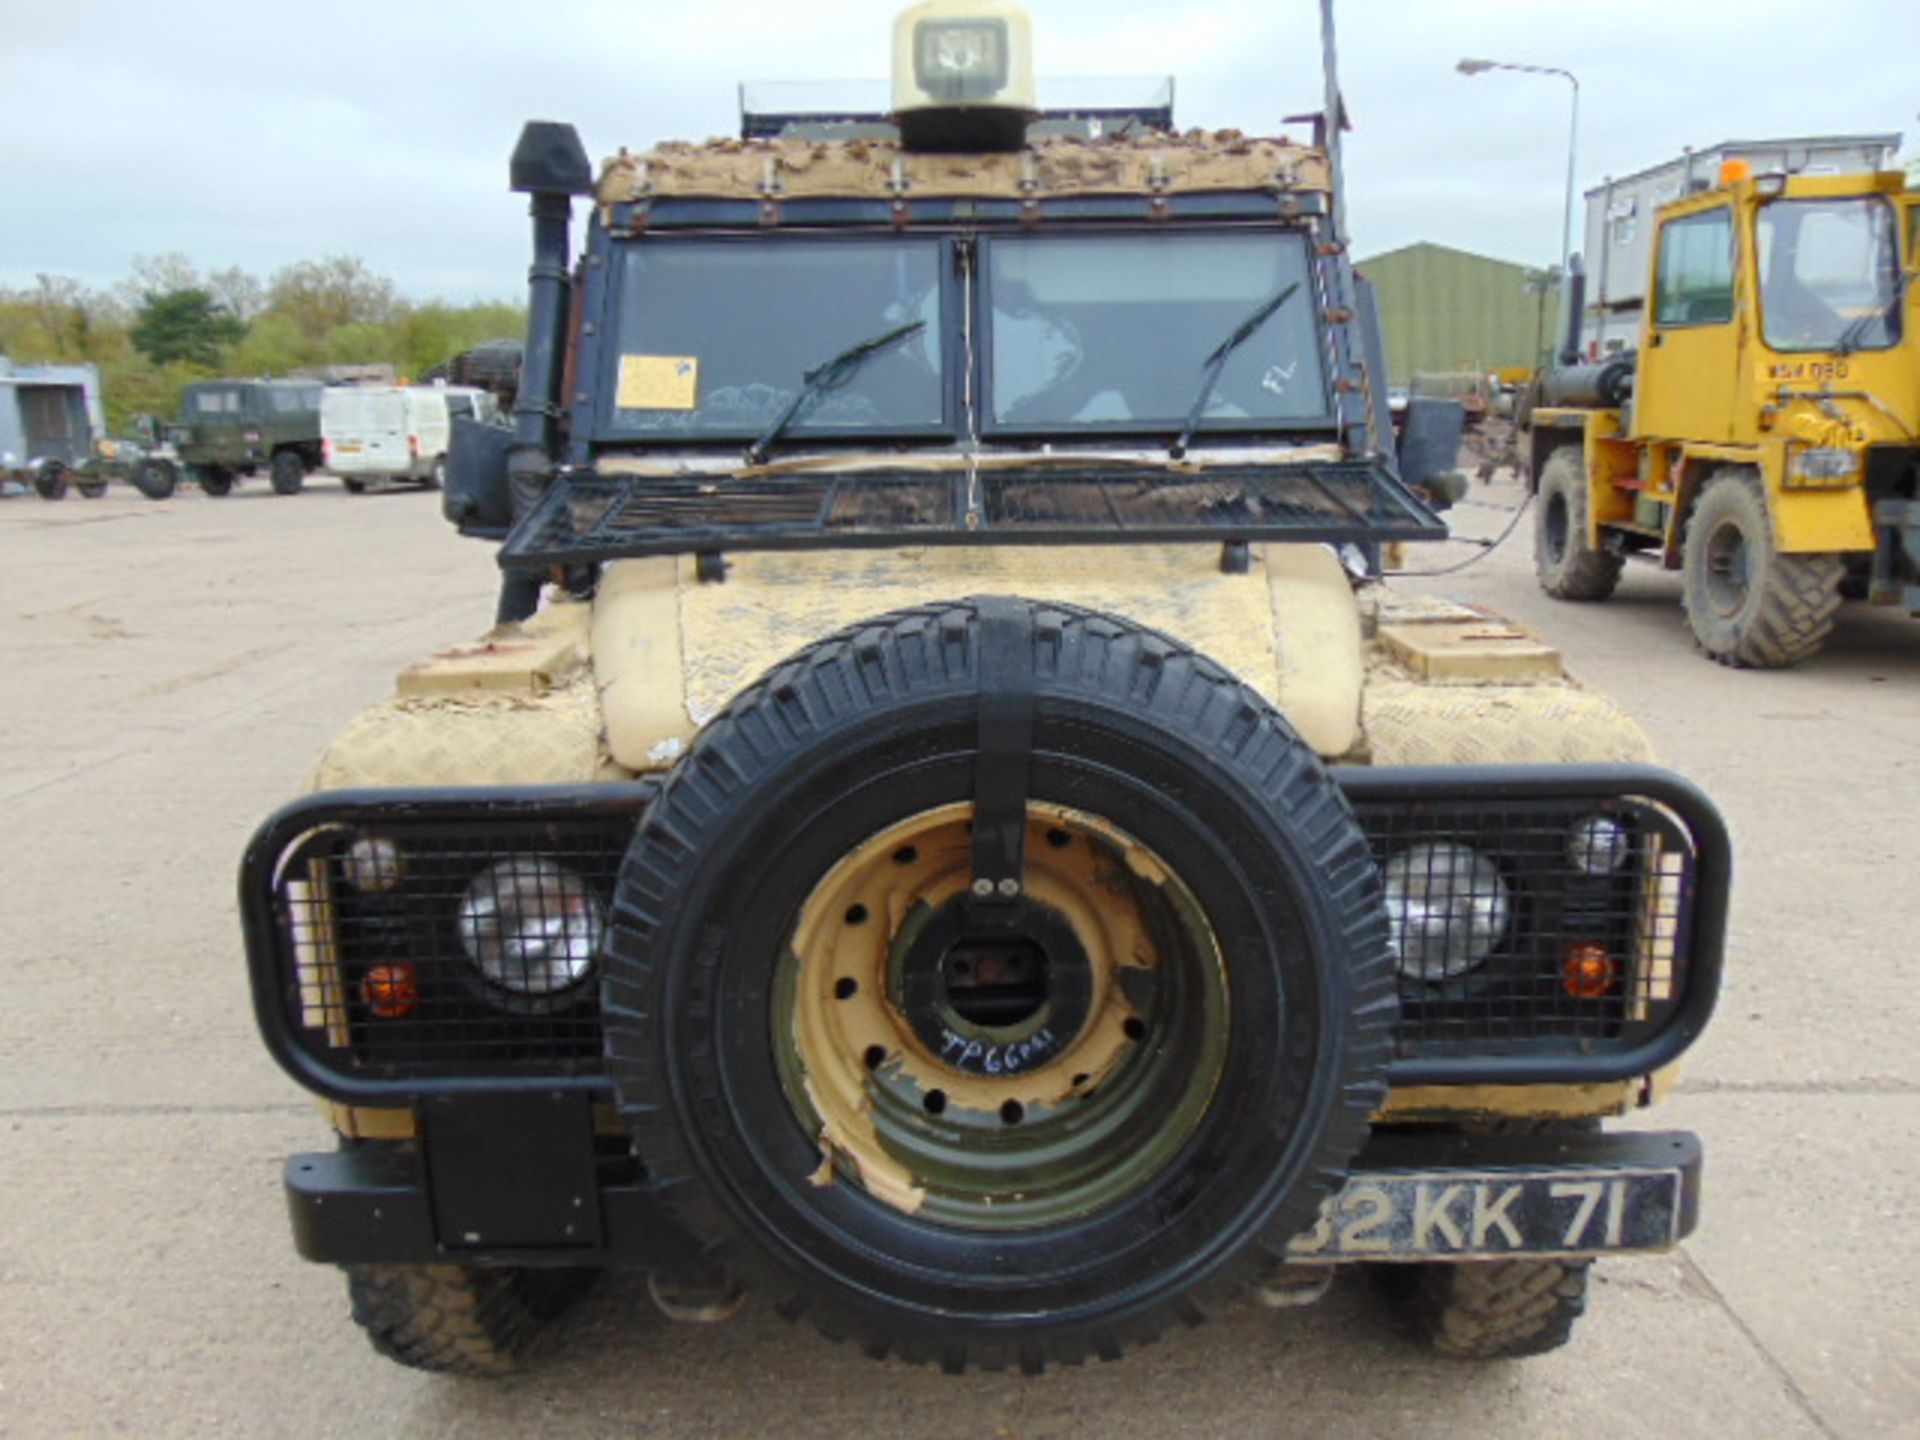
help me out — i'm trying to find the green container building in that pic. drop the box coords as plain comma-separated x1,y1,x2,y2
1355,242,1559,386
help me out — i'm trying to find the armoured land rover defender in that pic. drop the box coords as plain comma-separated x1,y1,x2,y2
242,0,1728,1376
171,378,324,496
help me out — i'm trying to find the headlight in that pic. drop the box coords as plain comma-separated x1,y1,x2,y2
457,857,605,996
343,834,404,892
1787,446,1860,485
1382,842,1511,982
1567,815,1631,875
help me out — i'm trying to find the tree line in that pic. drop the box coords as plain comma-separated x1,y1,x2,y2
0,255,524,432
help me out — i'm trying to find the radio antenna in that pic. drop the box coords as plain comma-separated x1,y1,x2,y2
1318,0,1348,249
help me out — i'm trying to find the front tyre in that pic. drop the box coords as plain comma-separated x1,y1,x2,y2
344,1263,596,1376
605,599,1395,1372
1682,468,1842,668
131,460,178,500
1391,1259,1591,1360
33,462,68,501
1533,446,1622,600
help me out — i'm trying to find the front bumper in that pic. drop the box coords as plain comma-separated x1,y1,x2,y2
287,1124,1700,1269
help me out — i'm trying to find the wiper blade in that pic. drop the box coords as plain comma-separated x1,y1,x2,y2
744,319,927,466
1834,269,1907,356
1170,281,1300,459
1834,302,1893,356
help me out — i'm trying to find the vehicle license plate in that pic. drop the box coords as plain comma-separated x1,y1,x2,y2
1286,1166,1684,1260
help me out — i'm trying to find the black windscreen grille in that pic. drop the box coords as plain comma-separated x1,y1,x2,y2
276,823,629,1079
499,460,1445,567
980,468,1379,528
1353,798,1692,1058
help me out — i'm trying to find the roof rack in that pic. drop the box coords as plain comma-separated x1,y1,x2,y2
738,76,1175,141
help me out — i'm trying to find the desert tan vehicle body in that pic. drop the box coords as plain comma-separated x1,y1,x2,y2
243,0,1726,1378
314,545,1669,1110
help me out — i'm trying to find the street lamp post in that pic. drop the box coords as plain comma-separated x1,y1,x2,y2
1456,58,1581,284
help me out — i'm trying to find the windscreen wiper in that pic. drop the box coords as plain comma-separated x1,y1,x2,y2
1833,276,1905,356
744,319,927,465
1170,282,1300,459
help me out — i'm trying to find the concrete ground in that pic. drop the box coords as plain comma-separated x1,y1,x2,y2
1,473,1915,1438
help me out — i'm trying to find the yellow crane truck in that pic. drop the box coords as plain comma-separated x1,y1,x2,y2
1529,163,1918,666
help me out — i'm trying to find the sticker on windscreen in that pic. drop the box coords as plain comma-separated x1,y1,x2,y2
617,355,699,410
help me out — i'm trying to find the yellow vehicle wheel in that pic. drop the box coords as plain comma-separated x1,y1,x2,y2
1682,468,1842,668
1533,446,1622,601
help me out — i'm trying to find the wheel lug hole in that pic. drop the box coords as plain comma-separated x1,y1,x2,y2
834,977,858,1000
923,1089,947,1115
844,903,869,926
892,845,918,865
1122,1016,1147,1042
863,1045,887,1071
1045,828,1071,849
999,1100,1024,1125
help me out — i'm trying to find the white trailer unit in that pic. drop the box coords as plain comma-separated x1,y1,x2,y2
321,386,497,491
1579,133,1900,356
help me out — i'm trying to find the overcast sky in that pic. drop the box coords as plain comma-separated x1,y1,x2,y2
5,0,1916,303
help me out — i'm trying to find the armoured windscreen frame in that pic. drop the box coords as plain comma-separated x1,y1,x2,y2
242,766,1725,1104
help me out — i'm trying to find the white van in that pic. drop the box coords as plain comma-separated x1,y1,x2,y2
321,385,497,492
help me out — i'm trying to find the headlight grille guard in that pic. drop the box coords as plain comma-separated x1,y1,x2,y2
241,766,1727,1104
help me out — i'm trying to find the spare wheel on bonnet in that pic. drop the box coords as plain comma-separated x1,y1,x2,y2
604,597,1396,1372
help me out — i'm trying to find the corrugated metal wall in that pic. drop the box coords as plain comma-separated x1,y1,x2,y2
1355,243,1558,384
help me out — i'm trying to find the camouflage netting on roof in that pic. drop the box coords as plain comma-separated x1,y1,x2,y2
598,132,1329,204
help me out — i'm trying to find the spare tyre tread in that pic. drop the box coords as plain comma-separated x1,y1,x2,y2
605,598,1395,1372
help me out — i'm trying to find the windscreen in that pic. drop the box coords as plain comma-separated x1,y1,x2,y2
1756,197,1903,353
984,231,1329,433
609,238,948,438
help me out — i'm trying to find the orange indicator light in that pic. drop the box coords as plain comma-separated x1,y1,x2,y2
1562,943,1616,999
363,964,419,1019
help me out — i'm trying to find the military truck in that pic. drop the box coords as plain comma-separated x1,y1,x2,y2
241,0,1728,1376
171,378,324,496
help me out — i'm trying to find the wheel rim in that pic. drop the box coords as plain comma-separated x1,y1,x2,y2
778,801,1230,1232
1704,518,1752,616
